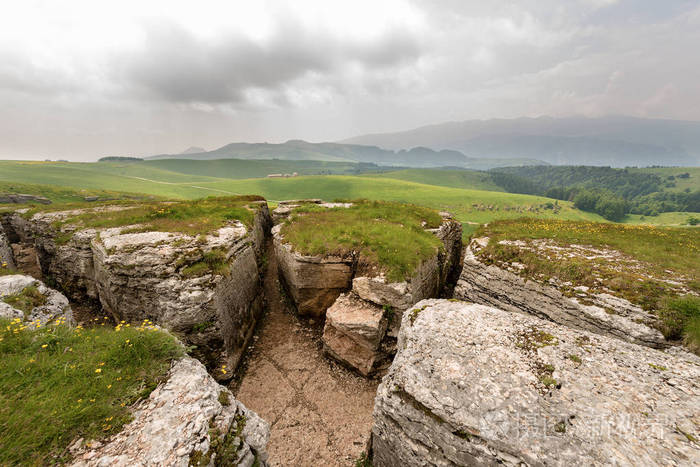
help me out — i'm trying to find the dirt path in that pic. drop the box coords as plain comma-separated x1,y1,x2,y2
234,243,379,467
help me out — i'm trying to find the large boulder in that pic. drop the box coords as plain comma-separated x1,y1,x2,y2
322,293,388,375
455,238,667,348
0,274,72,324
71,356,270,467
371,299,700,466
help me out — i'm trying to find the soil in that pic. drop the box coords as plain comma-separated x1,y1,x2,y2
234,242,379,467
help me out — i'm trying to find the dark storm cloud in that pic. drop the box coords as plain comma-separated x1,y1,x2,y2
122,19,422,104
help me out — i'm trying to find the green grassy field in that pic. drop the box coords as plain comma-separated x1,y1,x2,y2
1,161,605,231
622,212,699,226
0,180,155,205
365,168,503,191
144,158,386,179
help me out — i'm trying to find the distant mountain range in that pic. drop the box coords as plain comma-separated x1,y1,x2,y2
179,146,206,155
341,116,700,167
146,140,544,170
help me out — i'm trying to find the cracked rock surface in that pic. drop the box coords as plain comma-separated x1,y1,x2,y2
372,299,700,466
455,238,667,348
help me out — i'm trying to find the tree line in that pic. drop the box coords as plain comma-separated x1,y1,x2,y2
489,166,698,221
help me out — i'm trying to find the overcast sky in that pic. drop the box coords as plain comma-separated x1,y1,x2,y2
1,0,699,160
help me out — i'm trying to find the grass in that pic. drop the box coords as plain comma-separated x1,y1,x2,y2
658,296,700,351
622,212,700,226
0,317,183,465
180,249,229,278
144,158,386,179
478,219,700,349
280,200,444,282
630,167,700,193
31,195,265,240
0,161,604,229
478,219,699,277
0,180,155,206
365,168,504,192
2,285,46,316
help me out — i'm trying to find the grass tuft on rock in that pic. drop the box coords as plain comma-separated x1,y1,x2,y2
32,195,266,240
2,285,46,315
0,318,183,465
281,200,444,282
659,295,700,351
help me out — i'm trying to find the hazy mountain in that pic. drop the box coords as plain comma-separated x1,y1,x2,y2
146,139,544,169
179,146,206,154
341,116,700,167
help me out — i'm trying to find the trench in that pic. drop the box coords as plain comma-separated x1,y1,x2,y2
233,239,379,466
1,209,464,466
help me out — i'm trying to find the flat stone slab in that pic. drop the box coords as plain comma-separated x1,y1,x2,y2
372,299,700,466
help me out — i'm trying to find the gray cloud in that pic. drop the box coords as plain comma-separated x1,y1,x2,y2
0,0,699,160
121,19,422,104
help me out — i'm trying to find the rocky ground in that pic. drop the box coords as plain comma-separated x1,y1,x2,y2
235,243,378,466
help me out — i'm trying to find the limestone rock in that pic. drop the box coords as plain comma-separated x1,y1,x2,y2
71,356,270,467
0,193,51,204
271,199,352,224
455,239,667,348
0,274,73,324
4,207,132,302
273,224,354,317
352,276,412,311
320,216,462,375
275,210,462,319
322,293,388,375
428,215,463,288
371,299,700,466
0,222,14,270
92,211,270,375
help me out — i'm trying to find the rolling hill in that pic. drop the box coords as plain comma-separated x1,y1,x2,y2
145,140,544,169
342,116,700,167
